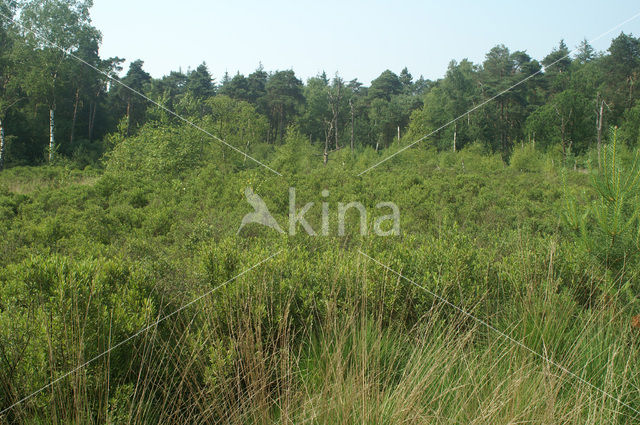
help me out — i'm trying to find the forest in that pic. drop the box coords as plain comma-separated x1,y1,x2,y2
1,0,640,424
1,1,640,167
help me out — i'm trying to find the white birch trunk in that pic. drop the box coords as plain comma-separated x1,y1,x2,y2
453,127,457,152
0,118,5,170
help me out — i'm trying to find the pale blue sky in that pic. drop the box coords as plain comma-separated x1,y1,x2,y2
91,1,640,85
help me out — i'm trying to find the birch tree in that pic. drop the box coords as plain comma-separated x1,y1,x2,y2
19,0,97,162
0,2,21,170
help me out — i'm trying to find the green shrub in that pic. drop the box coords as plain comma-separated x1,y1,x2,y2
510,143,543,172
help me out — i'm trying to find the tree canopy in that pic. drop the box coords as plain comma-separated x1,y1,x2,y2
0,1,639,169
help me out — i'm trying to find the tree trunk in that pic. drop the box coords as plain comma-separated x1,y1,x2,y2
397,125,400,141
349,99,354,151
323,133,329,166
242,120,249,164
88,101,97,142
49,108,55,162
560,119,566,159
334,111,339,150
0,117,5,171
88,102,93,140
70,88,80,146
49,71,58,163
126,99,132,136
453,124,457,152
330,82,342,150
323,120,333,166
597,96,604,169
532,132,535,149
278,106,284,143
554,104,571,161
500,101,505,152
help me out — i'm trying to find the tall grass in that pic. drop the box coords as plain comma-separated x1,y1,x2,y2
4,242,637,424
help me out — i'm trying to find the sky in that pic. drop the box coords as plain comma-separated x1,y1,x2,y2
90,0,640,85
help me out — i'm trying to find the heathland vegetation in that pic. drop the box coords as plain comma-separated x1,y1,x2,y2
1,1,640,424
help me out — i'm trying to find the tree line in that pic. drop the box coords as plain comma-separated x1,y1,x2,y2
1,0,640,171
